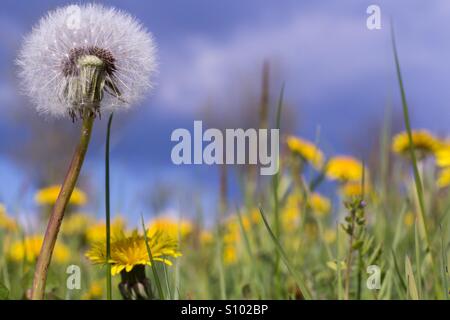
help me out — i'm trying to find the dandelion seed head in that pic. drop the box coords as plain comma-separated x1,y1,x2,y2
17,3,157,119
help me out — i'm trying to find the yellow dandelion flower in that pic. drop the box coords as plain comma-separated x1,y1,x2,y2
222,211,259,245
8,235,70,264
34,185,87,206
326,156,364,182
326,260,347,271
286,135,324,169
0,204,18,232
147,216,193,240
436,146,450,167
86,230,181,276
82,280,104,300
282,193,301,232
323,229,336,244
223,245,237,265
437,168,450,188
250,208,262,224
282,207,300,232
340,181,371,198
308,193,331,217
240,216,252,231
391,130,440,159
86,217,126,243
200,230,214,245
304,223,318,240
403,212,415,227
61,212,94,237
223,223,240,245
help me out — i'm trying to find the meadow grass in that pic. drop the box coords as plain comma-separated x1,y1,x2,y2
0,30,449,300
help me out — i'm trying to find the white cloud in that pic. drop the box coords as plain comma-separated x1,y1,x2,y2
155,9,391,114
154,1,450,132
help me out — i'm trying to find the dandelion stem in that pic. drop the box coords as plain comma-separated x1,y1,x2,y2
31,114,95,300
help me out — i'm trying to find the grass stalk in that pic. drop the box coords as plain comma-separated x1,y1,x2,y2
105,113,113,300
272,84,284,295
259,207,312,299
140,213,165,300
391,23,431,256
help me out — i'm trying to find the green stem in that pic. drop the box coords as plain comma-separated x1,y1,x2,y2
105,113,114,300
31,115,95,300
391,24,431,253
272,84,284,296
344,211,356,300
141,214,165,300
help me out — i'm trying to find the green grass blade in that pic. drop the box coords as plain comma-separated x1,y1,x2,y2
272,83,284,238
140,213,165,300
105,113,113,300
236,206,254,260
336,221,344,300
216,224,227,300
236,206,266,298
405,255,419,300
272,84,284,295
440,225,449,299
414,220,423,298
162,262,172,300
173,258,180,300
391,23,430,252
259,207,312,299
391,249,407,293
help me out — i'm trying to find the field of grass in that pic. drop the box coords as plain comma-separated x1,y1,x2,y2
1,27,450,300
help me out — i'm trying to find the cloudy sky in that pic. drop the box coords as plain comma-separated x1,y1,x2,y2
1,0,449,223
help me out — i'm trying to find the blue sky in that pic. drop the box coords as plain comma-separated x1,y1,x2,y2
1,1,449,225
